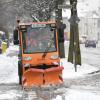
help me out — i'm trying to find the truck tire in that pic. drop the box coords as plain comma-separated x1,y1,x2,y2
18,61,22,85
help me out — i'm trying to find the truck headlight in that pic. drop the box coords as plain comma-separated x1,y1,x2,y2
23,56,32,61
50,54,59,60
23,63,30,67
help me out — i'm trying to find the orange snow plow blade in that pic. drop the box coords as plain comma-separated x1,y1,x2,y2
22,68,44,87
22,67,64,87
44,67,64,85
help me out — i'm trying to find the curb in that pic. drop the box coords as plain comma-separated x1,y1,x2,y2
88,70,100,74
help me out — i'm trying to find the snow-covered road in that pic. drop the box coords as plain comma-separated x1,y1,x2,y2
81,43,100,68
65,41,100,68
0,41,100,100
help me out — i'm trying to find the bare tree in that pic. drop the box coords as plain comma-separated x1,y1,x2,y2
0,0,59,34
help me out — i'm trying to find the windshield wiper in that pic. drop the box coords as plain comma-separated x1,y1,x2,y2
42,40,53,59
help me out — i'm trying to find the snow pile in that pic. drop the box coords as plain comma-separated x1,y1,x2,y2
61,58,99,79
6,45,19,56
52,89,100,100
0,91,18,100
0,55,18,83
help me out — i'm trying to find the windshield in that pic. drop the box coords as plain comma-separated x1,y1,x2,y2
22,24,56,53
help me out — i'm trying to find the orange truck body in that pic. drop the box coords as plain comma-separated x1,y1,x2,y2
15,21,64,88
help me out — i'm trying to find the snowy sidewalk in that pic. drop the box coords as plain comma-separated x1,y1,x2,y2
61,58,100,79
6,45,19,57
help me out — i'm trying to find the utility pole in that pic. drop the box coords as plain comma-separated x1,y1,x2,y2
68,0,81,72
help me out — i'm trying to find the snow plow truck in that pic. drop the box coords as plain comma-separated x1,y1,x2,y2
13,20,65,88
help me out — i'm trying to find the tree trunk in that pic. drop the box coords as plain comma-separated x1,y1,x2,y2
68,0,81,65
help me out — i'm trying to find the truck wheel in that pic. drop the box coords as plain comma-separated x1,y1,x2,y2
18,61,22,85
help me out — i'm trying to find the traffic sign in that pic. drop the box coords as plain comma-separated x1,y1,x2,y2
58,4,71,9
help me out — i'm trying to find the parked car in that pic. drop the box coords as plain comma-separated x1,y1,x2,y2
85,40,96,48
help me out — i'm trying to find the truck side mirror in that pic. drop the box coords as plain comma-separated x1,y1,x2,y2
13,29,19,45
58,23,66,42
60,23,66,30
57,23,66,58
